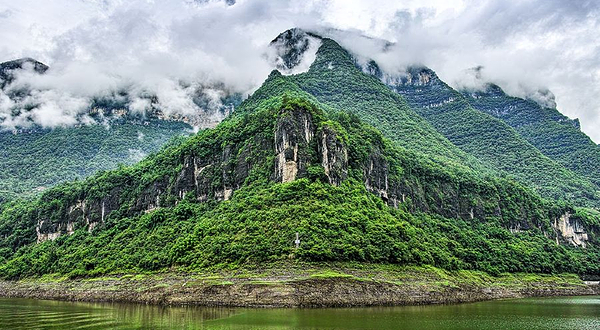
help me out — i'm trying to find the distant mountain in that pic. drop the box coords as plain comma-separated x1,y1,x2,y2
0,58,238,203
461,83,600,190
0,28,599,281
0,120,191,203
0,58,48,89
374,65,600,207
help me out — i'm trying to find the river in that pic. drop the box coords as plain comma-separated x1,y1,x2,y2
0,296,598,329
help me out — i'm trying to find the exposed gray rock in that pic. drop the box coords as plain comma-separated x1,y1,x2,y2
553,212,589,247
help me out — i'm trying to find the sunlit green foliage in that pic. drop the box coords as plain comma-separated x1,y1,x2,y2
0,120,191,203
0,95,598,279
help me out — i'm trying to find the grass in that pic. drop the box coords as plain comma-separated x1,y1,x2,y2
7,262,586,291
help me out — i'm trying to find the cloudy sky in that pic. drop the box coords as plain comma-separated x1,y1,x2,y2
1,0,599,142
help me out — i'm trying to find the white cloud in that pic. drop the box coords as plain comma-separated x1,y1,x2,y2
0,0,599,142
312,0,600,142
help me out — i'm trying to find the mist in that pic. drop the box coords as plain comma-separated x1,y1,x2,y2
1,0,599,142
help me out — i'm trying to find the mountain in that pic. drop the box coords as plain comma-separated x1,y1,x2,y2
0,58,238,203
4,29,597,211
0,120,191,203
1,93,598,278
264,30,489,174
373,65,600,207
461,83,600,189
0,58,48,89
267,30,600,208
0,32,599,279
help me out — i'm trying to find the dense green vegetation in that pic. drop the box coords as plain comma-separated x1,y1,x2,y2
0,120,192,203
0,35,599,283
0,94,598,279
238,39,489,175
0,57,237,204
245,38,600,208
462,84,600,190
2,179,598,279
377,67,600,208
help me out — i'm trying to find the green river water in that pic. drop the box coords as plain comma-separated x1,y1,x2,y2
0,296,598,329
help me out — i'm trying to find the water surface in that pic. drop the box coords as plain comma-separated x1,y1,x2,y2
0,296,598,329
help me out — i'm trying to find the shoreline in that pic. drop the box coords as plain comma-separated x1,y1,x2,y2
1,265,599,308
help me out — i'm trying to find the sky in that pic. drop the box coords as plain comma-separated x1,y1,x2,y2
0,0,599,142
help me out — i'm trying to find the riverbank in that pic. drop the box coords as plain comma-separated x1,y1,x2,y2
1,264,598,307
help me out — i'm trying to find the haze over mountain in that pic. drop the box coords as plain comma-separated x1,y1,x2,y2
2,0,599,141
0,1,600,302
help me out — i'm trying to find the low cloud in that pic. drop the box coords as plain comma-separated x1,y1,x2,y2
322,0,600,142
0,0,599,142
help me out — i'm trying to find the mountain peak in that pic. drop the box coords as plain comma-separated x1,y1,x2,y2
308,38,356,72
268,28,323,74
0,57,48,74
400,66,441,86
0,57,48,88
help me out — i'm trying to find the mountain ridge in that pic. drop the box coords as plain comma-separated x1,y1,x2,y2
0,28,599,284
1,80,599,279
461,82,600,190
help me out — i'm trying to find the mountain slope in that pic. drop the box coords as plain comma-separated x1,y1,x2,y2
462,83,600,189
0,120,191,203
258,34,490,174
371,65,600,207
1,92,598,279
265,30,600,208
0,58,234,203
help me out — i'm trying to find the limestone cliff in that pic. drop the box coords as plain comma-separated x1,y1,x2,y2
553,212,589,247
33,102,350,242
30,99,596,251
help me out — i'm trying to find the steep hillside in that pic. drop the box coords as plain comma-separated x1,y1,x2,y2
265,30,599,208
0,58,237,203
258,32,489,174
1,94,598,279
375,66,600,207
0,120,191,203
462,83,600,189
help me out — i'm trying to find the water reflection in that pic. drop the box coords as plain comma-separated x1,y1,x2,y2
0,296,598,329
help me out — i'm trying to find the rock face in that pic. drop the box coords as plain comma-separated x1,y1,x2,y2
273,104,348,185
319,125,348,186
379,66,460,113
274,105,315,183
553,212,589,247
268,28,323,74
31,99,594,248
34,102,350,242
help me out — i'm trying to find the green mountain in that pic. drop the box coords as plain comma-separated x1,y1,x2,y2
0,31,599,281
0,120,191,203
269,30,599,207
0,58,236,203
367,65,600,207
461,83,600,189
264,31,487,173
1,93,598,279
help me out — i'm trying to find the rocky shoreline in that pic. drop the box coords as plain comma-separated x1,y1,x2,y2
1,266,598,307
